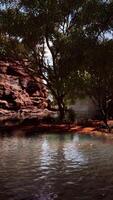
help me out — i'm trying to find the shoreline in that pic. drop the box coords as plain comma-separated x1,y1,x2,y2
0,122,113,140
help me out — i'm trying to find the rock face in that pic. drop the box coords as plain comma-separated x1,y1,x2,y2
0,59,48,116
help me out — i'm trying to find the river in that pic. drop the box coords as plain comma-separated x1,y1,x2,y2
0,132,113,200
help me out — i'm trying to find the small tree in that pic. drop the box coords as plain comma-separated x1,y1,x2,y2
85,41,113,131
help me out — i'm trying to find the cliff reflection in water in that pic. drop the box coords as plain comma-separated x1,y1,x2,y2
0,133,113,200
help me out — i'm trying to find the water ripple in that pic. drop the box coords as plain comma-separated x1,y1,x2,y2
0,133,113,199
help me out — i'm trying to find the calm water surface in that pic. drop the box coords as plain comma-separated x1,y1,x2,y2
0,131,113,200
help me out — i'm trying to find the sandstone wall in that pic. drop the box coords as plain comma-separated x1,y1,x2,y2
0,60,48,112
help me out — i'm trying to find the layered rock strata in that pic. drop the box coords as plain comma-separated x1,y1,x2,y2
0,59,49,122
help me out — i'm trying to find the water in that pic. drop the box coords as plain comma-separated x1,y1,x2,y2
0,132,113,200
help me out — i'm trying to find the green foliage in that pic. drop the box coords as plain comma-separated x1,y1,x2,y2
0,34,28,59
1,0,113,124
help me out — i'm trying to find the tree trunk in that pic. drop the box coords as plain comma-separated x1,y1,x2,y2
100,108,111,133
57,97,65,122
103,117,111,133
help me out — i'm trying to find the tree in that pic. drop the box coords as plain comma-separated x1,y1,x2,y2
67,0,113,131
1,0,113,126
0,0,83,121
84,40,113,132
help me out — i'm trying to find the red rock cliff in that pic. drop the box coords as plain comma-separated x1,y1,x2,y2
0,59,48,118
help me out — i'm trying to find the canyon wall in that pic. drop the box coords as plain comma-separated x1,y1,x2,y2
0,59,48,121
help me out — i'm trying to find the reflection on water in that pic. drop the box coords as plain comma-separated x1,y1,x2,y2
0,133,113,199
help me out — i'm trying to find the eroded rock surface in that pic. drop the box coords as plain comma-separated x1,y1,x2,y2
0,59,49,122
